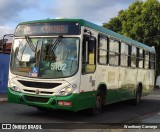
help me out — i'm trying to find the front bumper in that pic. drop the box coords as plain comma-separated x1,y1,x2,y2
8,87,79,112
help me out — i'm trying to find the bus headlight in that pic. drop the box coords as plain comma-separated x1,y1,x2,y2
56,86,77,96
8,80,21,92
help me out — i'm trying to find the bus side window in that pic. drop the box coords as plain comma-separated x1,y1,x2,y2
149,53,155,69
82,35,96,73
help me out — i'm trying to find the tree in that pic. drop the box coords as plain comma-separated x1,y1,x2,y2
103,0,160,77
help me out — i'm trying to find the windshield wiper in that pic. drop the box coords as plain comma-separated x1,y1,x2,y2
23,36,40,65
48,35,62,54
25,36,36,52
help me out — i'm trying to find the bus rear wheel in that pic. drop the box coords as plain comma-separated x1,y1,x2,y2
132,87,142,106
136,89,141,104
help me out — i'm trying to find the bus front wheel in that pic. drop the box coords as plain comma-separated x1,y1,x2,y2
90,95,102,115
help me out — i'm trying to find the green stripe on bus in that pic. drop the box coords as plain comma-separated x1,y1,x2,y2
8,88,97,112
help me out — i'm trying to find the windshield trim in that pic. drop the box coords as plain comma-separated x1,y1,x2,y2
10,37,80,79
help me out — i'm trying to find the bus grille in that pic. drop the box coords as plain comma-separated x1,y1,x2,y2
18,80,61,89
23,89,54,95
24,96,49,103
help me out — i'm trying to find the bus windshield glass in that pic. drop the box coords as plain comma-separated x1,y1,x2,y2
10,37,79,78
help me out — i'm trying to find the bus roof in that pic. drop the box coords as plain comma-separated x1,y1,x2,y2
18,18,155,53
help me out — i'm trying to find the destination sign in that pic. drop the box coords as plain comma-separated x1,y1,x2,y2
15,22,80,36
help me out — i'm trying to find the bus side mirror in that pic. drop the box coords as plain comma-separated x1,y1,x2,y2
0,39,8,53
1,34,14,53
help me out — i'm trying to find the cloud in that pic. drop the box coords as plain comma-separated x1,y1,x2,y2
0,0,38,39
47,0,134,24
0,0,135,38
0,26,14,39
0,0,39,24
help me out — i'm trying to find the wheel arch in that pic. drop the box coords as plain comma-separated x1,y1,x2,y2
97,83,107,105
137,82,143,92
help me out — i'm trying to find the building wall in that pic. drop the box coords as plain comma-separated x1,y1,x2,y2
0,43,12,53
0,54,10,93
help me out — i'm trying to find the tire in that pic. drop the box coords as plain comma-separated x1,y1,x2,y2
133,88,142,106
90,95,102,115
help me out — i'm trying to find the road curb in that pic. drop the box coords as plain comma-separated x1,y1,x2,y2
0,94,7,102
0,98,7,102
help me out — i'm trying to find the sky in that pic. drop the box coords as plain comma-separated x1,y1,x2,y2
0,0,138,38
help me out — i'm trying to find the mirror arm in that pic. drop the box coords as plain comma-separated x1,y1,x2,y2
84,29,92,37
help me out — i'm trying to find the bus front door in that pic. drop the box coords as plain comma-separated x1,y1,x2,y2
80,35,96,108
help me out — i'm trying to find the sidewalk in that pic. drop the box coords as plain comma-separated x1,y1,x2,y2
0,93,7,102
142,112,160,123
141,88,160,123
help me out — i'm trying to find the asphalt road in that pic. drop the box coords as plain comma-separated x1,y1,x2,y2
0,89,160,125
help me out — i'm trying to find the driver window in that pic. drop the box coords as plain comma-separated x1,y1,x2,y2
82,35,96,73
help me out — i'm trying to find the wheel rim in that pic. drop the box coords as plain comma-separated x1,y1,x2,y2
95,96,102,112
136,91,141,103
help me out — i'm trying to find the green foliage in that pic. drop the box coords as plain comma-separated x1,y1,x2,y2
103,16,122,34
103,0,160,46
103,0,160,77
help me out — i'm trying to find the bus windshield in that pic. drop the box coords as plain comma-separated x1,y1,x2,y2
10,37,79,78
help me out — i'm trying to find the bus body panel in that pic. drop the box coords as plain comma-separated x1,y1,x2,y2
8,87,97,112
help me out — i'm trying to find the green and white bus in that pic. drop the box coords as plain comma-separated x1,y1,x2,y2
8,18,155,114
